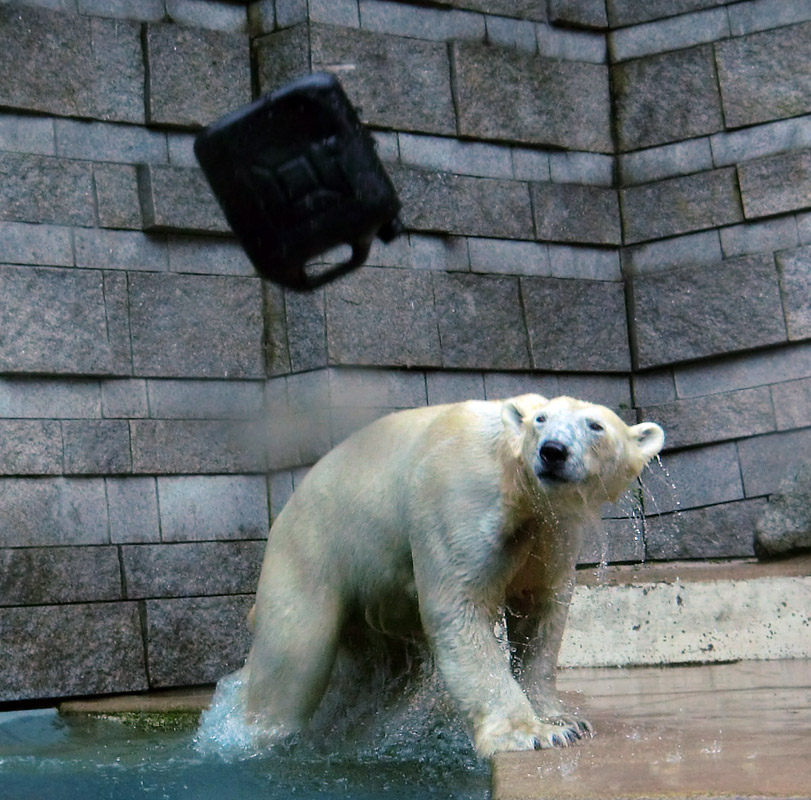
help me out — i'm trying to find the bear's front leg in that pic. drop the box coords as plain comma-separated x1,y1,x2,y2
415,578,579,757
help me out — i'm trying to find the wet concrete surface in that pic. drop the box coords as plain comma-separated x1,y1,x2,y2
493,659,811,800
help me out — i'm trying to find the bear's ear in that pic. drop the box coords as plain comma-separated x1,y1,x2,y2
629,422,665,462
501,395,547,459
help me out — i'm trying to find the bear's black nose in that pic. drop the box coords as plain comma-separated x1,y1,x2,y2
540,440,569,464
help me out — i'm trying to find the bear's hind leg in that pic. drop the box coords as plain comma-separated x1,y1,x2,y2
245,569,343,740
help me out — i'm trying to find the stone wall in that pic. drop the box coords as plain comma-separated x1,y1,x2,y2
0,0,808,702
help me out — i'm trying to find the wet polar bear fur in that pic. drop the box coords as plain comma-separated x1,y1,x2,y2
243,394,664,758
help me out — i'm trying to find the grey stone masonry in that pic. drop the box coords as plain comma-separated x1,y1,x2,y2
430,1,547,22
94,163,142,229
433,273,531,370
772,376,811,431
738,150,811,219
128,272,264,379
0,221,72,267
607,0,730,28
254,25,310,94
548,0,608,29
637,386,776,450
0,421,61,475
620,168,743,244
0,6,144,123
522,279,631,372
776,246,811,341
612,45,724,152
645,498,765,560
144,23,251,127
309,24,456,135
0,267,131,376
62,420,132,475
532,183,621,245
715,22,811,129
451,41,612,153
138,164,230,234
0,603,148,701
106,477,160,543
145,595,253,687
629,254,788,369
738,427,811,496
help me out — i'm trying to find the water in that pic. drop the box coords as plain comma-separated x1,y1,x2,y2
0,666,489,800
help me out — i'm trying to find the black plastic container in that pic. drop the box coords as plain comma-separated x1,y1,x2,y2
194,72,403,290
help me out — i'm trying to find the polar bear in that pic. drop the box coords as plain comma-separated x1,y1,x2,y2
242,394,664,758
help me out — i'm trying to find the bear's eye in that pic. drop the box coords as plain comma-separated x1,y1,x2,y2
587,420,604,432
535,414,546,425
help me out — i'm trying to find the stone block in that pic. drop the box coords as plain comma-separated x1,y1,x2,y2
578,517,645,565
674,341,811,398
637,387,775,450
607,0,728,27
452,41,612,152
800,210,811,244
0,478,108,548
0,266,131,376
632,369,676,406
426,371,485,405
557,374,633,409
62,420,132,475
548,245,622,281
54,119,168,164
254,25,310,94
131,420,264,474
643,442,744,515
391,165,533,240
483,371,561,401
0,421,62,475
609,8,729,62
78,0,166,21
0,153,95,227
468,238,550,277
432,0,547,21
0,379,100,419
128,272,264,379
138,164,230,234
738,427,811,496
276,0,307,28
398,134,513,179
629,254,787,369
782,278,811,361
165,0,248,31
715,22,811,129
0,220,72,267
738,151,811,220
522,278,630,372
729,0,811,37
310,24,456,135
612,46,724,152
618,138,714,187
166,132,198,167
310,0,360,26
269,470,294,518
0,112,55,156
0,546,121,606
359,0,484,40
536,24,606,64
106,477,160,544
0,7,144,123
408,234,470,272
621,168,743,244
144,23,251,127
772,376,811,431
433,273,531,370
94,163,142,229
0,603,147,701
121,541,264,598
156,474,269,541
621,230,722,277
754,463,811,558
101,379,149,419
548,152,614,186
147,379,264,420
145,595,253,687
167,236,254,276
720,217,799,259
548,0,608,29
646,498,766,560
532,183,621,245
710,115,811,167
327,368,427,409
75,229,168,272
282,288,325,374
511,148,550,182
325,268,441,367
485,15,537,53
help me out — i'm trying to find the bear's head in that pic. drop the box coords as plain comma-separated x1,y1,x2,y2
502,394,665,503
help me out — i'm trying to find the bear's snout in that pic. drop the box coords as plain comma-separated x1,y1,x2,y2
540,440,568,465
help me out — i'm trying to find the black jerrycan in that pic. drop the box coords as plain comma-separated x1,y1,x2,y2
194,72,403,290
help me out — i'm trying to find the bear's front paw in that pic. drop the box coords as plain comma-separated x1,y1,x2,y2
474,715,588,758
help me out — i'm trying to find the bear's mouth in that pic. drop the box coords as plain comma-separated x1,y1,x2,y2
536,469,570,484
